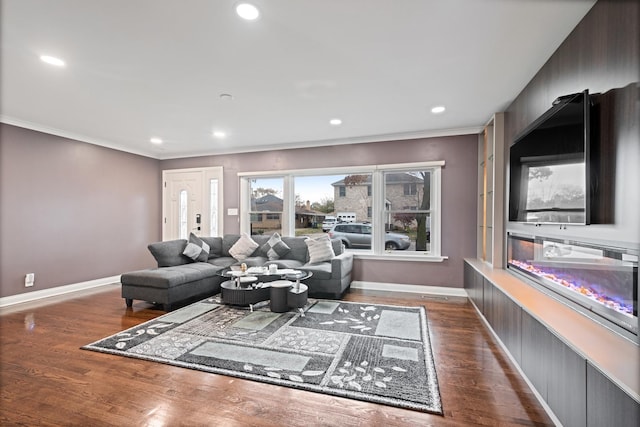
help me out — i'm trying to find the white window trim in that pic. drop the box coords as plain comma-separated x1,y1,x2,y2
239,161,445,261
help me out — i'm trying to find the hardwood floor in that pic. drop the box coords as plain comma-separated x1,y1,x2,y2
0,285,555,426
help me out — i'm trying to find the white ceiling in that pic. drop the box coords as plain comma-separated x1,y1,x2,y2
1,0,596,160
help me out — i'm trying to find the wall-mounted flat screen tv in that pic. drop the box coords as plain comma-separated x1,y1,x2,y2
509,90,591,224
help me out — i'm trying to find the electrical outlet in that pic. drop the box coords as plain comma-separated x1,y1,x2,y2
25,273,35,287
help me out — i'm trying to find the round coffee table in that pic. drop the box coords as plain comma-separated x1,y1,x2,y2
217,268,312,314
220,280,269,311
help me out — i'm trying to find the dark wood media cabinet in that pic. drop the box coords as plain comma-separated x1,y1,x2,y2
464,258,639,427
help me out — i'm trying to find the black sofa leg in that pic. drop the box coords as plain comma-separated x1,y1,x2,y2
125,298,133,308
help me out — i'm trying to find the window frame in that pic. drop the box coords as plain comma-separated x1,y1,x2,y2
239,161,445,261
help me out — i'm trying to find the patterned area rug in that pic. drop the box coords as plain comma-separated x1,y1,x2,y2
82,298,443,414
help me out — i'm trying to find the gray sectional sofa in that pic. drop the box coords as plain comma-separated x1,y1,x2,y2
121,234,353,311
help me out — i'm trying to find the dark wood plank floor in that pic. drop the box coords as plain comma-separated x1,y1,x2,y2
0,285,555,426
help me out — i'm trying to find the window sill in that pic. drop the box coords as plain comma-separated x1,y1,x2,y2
351,252,448,262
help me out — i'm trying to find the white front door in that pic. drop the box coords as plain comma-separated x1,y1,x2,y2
163,167,223,240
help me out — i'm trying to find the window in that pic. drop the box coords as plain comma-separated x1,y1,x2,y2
239,161,443,259
209,179,219,236
404,183,417,195
385,170,432,252
179,190,188,239
248,177,284,236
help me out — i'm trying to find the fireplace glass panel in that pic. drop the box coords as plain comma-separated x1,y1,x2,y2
507,233,638,337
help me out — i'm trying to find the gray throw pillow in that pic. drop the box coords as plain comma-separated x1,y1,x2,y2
183,233,210,262
260,232,290,260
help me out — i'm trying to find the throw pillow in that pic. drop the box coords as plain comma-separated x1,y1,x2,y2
229,232,259,261
261,232,290,260
182,233,210,262
305,235,336,264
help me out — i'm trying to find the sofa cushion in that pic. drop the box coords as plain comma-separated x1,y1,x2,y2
281,237,310,263
331,239,344,256
200,236,223,258
305,235,336,264
121,263,219,289
207,256,236,268
229,233,259,261
222,235,240,256
183,233,210,262
260,232,290,260
301,262,333,280
268,259,305,269
240,256,269,267
148,239,191,267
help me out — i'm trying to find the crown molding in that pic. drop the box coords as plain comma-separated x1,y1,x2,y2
1,115,158,159
2,115,482,161
158,126,484,160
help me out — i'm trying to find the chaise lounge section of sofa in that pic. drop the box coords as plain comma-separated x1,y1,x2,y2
121,233,353,311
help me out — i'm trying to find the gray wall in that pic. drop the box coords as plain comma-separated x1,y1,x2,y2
0,124,162,298
505,0,639,247
162,134,478,289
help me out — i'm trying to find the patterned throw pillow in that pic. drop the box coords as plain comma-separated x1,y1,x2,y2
183,233,210,262
261,232,291,260
305,235,336,264
229,233,259,261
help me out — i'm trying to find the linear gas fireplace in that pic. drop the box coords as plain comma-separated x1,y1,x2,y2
507,233,638,341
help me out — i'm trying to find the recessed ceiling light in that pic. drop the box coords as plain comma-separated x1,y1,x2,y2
236,3,260,20
219,93,233,101
213,131,226,138
431,106,446,114
150,137,163,144
329,118,342,126
40,55,65,67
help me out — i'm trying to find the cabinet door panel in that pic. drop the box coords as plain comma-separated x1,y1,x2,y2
474,268,484,313
492,286,522,363
548,333,586,427
587,362,640,427
521,311,550,401
463,262,483,311
483,278,494,326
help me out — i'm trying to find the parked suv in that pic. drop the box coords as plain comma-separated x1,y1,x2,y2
329,223,411,250
322,216,337,232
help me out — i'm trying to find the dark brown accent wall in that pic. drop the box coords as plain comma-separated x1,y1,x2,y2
0,124,162,298
161,134,479,289
505,0,640,245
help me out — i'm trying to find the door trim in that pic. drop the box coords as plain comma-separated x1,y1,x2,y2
162,167,224,240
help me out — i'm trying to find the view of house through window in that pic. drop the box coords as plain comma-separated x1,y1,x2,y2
241,163,442,257
249,177,284,236
383,170,431,252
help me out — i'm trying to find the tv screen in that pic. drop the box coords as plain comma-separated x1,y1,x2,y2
508,90,591,224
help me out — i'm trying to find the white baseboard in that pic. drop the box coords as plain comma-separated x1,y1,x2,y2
0,275,121,308
351,281,468,298
0,278,468,308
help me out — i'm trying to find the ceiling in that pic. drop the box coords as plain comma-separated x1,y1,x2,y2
1,0,596,160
